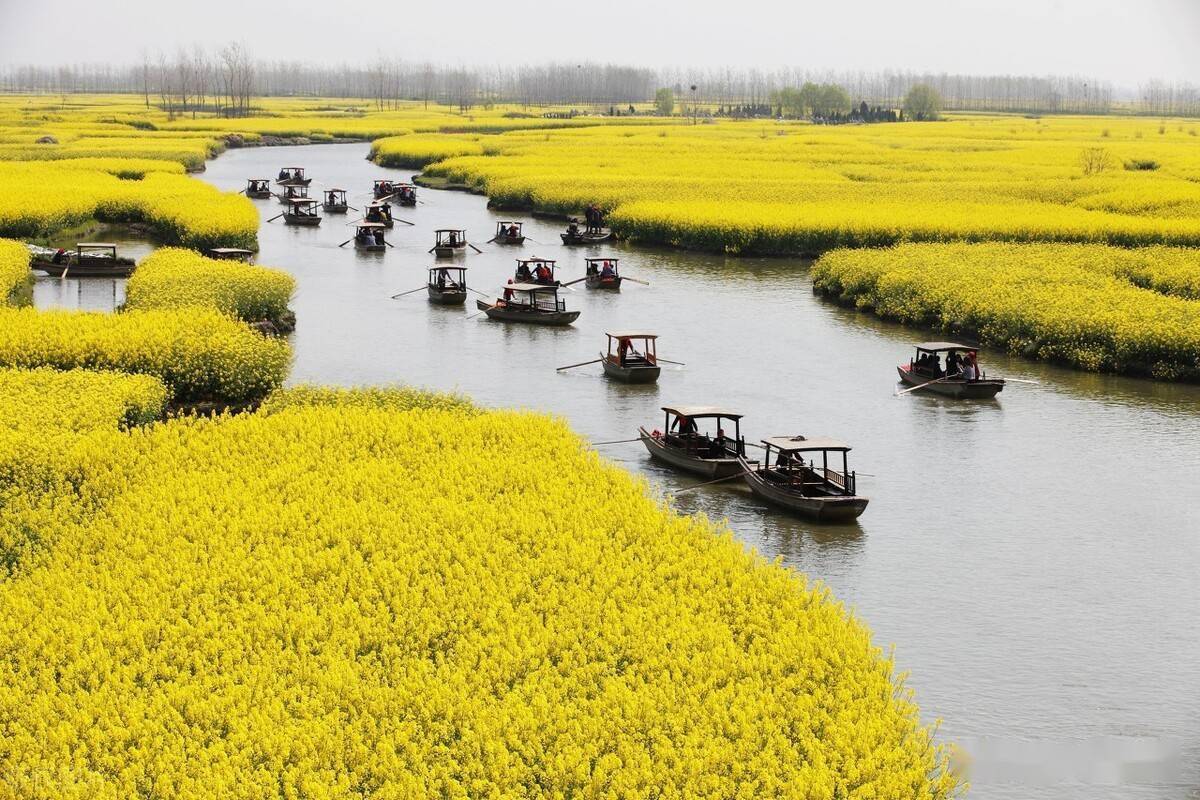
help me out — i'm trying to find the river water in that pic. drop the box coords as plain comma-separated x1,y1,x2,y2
185,143,1200,798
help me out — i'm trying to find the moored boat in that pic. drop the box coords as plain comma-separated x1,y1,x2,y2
205,248,255,262
476,283,579,325
561,218,612,245
30,242,136,278
427,266,467,305
638,406,750,478
897,342,1005,399
601,332,661,383
322,188,349,213
283,198,322,226
244,178,272,198
585,257,622,290
738,437,869,522
493,220,526,245
276,167,310,186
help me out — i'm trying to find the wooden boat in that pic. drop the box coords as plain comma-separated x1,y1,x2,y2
561,218,612,245
283,198,322,226
372,179,397,199
427,266,467,305
322,188,349,213
739,437,868,522
493,220,526,245
433,229,468,258
601,332,661,383
393,182,417,207
31,243,136,278
205,247,255,262
277,184,310,204
244,179,272,198
276,167,310,186
513,257,556,285
897,342,1005,399
637,406,750,478
476,283,579,325
352,222,388,251
363,200,394,228
585,257,622,290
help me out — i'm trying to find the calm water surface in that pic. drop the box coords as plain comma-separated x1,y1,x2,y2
194,144,1198,799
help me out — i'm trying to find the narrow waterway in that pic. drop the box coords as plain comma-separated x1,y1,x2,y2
197,143,1198,799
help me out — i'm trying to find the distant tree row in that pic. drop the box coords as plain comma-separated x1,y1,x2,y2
5,54,1200,118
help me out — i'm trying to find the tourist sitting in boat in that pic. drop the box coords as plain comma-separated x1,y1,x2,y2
507,224,519,237
52,248,66,264
534,263,553,283
672,415,697,435
600,261,615,278
374,230,385,246
945,350,963,377
962,353,977,381
567,220,579,236
515,262,532,281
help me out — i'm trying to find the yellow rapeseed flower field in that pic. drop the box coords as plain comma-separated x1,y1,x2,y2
0,398,962,798
1,237,29,300
126,247,295,322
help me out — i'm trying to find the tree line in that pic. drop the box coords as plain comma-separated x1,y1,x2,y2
3,49,1199,117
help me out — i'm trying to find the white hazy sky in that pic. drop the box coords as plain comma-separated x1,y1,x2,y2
1,0,1198,85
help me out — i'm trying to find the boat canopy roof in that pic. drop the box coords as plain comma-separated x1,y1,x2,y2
288,197,319,205
662,405,742,420
496,220,522,226
915,341,975,352
325,187,346,193
436,228,465,233
509,282,558,292
208,247,254,255
761,435,851,453
357,221,387,228
78,242,117,248
429,265,467,274
585,256,619,262
283,166,304,171
517,257,554,264
607,331,657,340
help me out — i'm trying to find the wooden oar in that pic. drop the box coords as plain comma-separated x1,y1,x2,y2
466,287,491,298
656,358,685,366
265,213,284,223
590,437,643,446
672,471,748,494
390,285,427,299
427,246,437,254
337,238,353,247
394,218,415,226
895,372,959,396
346,204,360,212
383,240,395,248
557,358,603,372
465,303,494,321
485,236,498,243
622,276,650,286
560,276,588,287
469,243,483,253
1000,376,1040,385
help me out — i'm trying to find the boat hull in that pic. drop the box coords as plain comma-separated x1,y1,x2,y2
602,357,659,383
897,366,1004,399
276,178,312,187
246,190,273,199
355,243,387,252
586,274,622,291
638,427,743,478
322,204,349,213
32,258,135,278
434,245,467,258
284,215,322,226
561,231,612,245
495,235,525,245
739,458,869,522
428,286,466,305
476,299,578,326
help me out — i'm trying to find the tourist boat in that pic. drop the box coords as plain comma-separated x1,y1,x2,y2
433,229,468,258
283,198,322,226
364,200,394,228
352,222,388,251
638,406,750,478
205,247,255,262
585,257,622,290
897,342,1005,399
561,218,612,245
427,266,467,305
493,221,526,245
276,167,310,186
30,242,136,278
601,332,661,383
738,437,869,522
322,188,349,213
372,179,397,199
476,283,579,325
393,182,417,206
514,257,557,285
244,178,272,198
276,184,310,203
